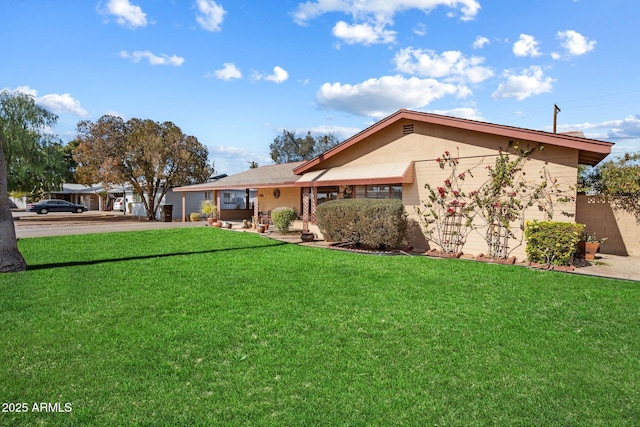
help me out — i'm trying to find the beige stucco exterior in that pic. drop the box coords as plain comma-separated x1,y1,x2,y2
255,186,301,215
295,111,612,261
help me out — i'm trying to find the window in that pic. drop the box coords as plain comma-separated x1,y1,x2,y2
316,186,338,204
354,185,402,200
222,190,248,209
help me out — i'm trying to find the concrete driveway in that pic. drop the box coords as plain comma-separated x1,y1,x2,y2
12,210,201,238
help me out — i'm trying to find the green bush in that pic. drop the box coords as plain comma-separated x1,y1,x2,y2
316,199,407,249
271,207,298,232
525,220,584,266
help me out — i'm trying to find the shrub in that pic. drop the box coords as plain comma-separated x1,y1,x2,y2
271,207,298,232
525,220,584,266
189,212,201,222
316,199,407,249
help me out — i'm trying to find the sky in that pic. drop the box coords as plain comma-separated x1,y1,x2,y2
2,0,640,175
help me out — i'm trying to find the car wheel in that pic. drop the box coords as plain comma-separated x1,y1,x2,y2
76,208,83,213
39,208,48,214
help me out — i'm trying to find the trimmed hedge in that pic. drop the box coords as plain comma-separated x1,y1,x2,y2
316,199,407,249
271,207,297,232
525,220,584,266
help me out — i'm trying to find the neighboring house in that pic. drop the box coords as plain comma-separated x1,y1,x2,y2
172,162,304,222
174,109,614,259
47,183,104,210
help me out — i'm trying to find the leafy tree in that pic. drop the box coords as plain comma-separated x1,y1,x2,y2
74,115,212,220
269,130,340,163
60,139,81,184
1,91,64,272
583,152,640,218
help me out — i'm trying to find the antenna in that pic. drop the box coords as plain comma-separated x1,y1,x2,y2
553,104,561,133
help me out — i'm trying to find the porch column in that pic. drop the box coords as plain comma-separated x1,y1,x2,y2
311,187,318,224
253,189,259,223
215,190,221,221
302,187,310,232
181,192,186,222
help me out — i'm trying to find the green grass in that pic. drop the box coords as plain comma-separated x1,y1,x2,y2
1,228,639,426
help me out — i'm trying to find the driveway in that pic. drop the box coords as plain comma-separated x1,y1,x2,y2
12,210,200,238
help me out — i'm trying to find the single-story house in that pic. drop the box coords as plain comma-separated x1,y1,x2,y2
174,109,614,259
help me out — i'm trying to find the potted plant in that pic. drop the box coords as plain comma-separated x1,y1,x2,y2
579,231,607,260
200,200,219,226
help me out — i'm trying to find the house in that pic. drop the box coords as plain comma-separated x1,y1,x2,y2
174,109,614,259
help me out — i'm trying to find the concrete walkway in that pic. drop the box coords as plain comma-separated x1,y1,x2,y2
12,211,640,282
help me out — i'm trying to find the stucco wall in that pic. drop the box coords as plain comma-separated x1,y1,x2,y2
317,119,580,261
256,187,301,216
576,195,640,256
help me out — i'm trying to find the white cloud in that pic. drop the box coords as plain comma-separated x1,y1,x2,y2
4,86,88,116
557,30,596,56
38,93,89,117
316,75,461,118
413,23,427,36
492,66,555,100
332,21,397,45
513,34,542,57
120,50,185,66
292,0,481,24
429,107,484,121
195,0,226,32
394,47,494,84
258,66,289,84
102,0,147,28
472,35,490,49
292,0,480,46
559,115,640,141
212,63,242,80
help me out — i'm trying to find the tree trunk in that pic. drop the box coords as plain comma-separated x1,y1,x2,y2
0,134,27,272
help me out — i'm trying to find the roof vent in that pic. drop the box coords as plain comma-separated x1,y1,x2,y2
402,124,414,136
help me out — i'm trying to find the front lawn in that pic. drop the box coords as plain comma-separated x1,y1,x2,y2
1,228,638,425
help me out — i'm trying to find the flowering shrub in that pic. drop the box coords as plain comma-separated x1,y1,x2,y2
416,150,475,253
419,143,575,259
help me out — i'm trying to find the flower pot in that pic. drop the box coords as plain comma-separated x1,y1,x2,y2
301,232,315,242
579,241,599,260
257,225,265,233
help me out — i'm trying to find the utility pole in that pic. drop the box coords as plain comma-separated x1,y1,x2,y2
553,104,561,133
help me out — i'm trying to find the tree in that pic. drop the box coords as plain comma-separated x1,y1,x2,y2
1,91,63,272
60,139,81,184
269,130,340,163
582,152,640,218
74,115,212,220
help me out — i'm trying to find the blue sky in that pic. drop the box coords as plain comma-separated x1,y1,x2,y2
2,0,640,174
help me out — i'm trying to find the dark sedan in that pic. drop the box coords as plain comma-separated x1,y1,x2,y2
26,200,88,214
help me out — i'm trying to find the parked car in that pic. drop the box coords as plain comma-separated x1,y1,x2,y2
26,199,87,214
113,197,124,211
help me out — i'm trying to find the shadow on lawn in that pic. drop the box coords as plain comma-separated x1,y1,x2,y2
27,241,287,271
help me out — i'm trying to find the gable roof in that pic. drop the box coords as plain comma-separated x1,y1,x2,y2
173,161,305,192
294,109,614,174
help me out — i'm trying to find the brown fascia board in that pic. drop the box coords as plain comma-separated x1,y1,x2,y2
294,109,614,173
